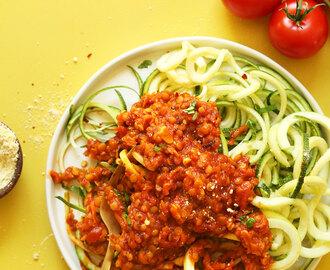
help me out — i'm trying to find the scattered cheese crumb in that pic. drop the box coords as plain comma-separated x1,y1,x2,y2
85,43,89,47
144,219,150,225
227,208,234,213
60,74,64,79
233,203,239,207
33,252,39,261
229,189,233,194
73,57,78,63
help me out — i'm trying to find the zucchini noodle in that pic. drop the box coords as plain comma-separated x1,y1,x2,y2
55,41,330,270
147,42,329,269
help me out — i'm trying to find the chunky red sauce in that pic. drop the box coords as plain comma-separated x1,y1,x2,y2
51,91,273,270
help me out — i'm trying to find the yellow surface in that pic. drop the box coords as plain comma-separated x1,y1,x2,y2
0,0,329,269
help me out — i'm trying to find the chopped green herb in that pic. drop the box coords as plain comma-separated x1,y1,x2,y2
114,188,130,209
183,100,198,120
138,60,152,69
113,251,120,260
122,212,132,229
122,189,130,204
183,100,197,113
246,218,256,228
256,104,277,115
127,216,132,226
221,127,233,137
192,111,198,121
154,144,166,152
240,217,256,229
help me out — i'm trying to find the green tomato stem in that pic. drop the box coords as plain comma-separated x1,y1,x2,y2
280,0,325,29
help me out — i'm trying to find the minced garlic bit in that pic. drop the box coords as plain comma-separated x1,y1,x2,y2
81,160,88,168
0,122,19,189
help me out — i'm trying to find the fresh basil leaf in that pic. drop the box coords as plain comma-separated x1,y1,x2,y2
138,60,152,69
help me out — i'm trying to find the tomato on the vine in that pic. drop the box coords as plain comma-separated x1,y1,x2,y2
221,0,282,19
268,0,328,59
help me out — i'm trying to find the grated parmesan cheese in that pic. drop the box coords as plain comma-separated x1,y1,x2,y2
0,122,19,189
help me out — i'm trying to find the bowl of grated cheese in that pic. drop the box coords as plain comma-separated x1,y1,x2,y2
0,121,23,198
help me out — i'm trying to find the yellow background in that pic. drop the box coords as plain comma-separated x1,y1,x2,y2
0,0,329,269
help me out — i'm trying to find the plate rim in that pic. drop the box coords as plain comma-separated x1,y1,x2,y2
45,36,325,270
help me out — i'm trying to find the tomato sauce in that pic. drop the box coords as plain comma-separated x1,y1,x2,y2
51,90,273,269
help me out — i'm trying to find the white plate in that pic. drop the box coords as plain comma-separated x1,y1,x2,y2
45,36,329,270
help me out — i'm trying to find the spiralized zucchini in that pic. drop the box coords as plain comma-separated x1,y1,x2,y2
143,42,330,269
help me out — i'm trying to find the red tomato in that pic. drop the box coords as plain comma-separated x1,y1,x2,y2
268,0,328,59
221,0,282,19
85,226,103,243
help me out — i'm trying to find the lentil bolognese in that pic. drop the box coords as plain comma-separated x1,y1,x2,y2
51,91,273,269
49,41,330,270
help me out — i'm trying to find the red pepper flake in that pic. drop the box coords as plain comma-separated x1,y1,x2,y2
99,123,103,126
31,83,34,86
90,106,94,110
242,74,247,80
87,53,92,58
83,118,89,123
32,126,35,129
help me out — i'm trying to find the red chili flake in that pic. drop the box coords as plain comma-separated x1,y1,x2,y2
87,53,92,58
99,123,103,126
90,107,94,110
31,83,34,86
83,118,89,123
32,126,35,129
242,74,247,80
